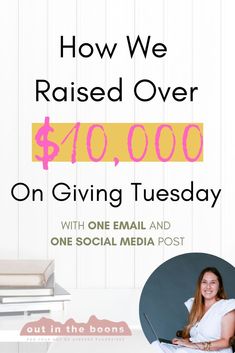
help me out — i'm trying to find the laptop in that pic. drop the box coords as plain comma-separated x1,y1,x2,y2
143,312,173,344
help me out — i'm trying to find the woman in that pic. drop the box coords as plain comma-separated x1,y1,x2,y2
152,267,235,353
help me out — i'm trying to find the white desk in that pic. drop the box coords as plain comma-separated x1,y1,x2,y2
0,288,145,352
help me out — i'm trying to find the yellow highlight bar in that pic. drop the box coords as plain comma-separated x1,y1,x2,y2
32,122,203,164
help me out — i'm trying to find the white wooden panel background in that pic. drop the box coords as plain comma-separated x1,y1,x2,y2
0,0,235,352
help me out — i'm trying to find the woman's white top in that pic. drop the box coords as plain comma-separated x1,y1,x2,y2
152,298,235,353
185,298,235,344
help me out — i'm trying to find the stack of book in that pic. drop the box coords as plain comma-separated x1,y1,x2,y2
0,260,70,315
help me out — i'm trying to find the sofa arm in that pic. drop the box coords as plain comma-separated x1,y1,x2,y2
176,330,183,338
229,336,235,347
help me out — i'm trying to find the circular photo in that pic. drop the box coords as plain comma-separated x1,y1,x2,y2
139,252,235,353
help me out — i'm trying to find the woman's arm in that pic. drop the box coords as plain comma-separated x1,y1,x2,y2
172,310,235,351
210,310,235,350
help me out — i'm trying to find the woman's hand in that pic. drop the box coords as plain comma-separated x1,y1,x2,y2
172,338,194,348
